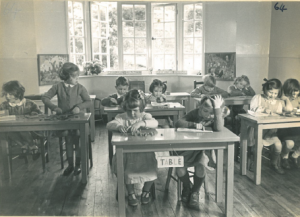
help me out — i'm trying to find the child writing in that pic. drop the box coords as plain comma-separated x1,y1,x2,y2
101,76,129,107
278,78,300,169
42,62,91,176
174,95,229,209
0,80,42,160
190,75,229,98
107,89,158,206
248,78,291,174
146,79,172,128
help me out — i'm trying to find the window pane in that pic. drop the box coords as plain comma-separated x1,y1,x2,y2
124,55,134,69
74,20,84,37
184,4,193,20
100,6,106,21
153,23,164,38
68,2,73,19
92,4,99,20
123,38,134,54
101,39,107,53
123,22,134,37
69,38,74,53
153,55,164,69
195,21,202,37
122,5,133,20
101,23,107,37
194,55,202,69
153,39,164,54
93,39,100,53
165,55,175,69
184,21,194,37
135,5,146,21
165,23,175,37
184,55,193,70
195,38,202,54
136,55,147,70
164,39,175,54
184,38,193,54
75,55,85,71
94,54,99,60
195,4,202,20
135,38,146,54
92,22,100,37
73,2,83,19
135,22,146,37
101,55,107,67
153,6,163,22
69,20,74,36
75,38,84,53
165,6,175,21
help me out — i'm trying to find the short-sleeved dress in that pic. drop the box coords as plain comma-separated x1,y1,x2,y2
107,112,158,184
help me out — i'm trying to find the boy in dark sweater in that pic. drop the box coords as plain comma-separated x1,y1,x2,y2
101,76,129,107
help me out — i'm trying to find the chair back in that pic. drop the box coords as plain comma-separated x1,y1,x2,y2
129,81,145,92
194,80,204,89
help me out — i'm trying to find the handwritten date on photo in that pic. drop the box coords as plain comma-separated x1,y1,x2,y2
274,2,287,12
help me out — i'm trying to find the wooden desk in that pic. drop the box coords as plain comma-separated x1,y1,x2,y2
0,113,91,184
238,113,300,185
33,95,96,142
112,128,239,217
105,103,185,164
193,96,252,107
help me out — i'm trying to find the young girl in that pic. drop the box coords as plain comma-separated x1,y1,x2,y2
190,75,229,98
107,89,158,206
42,62,91,176
0,80,42,159
278,78,300,169
146,79,172,128
249,78,291,174
174,95,229,209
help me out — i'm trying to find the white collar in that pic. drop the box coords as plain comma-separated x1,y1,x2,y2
117,93,122,99
64,82,74,88
9,98,26,107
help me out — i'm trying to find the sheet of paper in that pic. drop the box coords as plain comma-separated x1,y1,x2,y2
248,110,269,117
176,128,213,133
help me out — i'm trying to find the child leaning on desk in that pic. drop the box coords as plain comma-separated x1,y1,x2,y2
0,80,42,160
174,95,230,209
101,76,129,107
278,78,300,169
248,78,292,175
190,75,229,98
106,89,158,207
42,62,91,176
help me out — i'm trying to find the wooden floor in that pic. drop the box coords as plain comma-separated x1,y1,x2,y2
1,122,300,217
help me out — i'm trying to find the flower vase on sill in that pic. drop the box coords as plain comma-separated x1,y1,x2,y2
83,60,103,76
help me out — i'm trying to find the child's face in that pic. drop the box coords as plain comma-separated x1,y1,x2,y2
291,90,299,99
116,85,128,96
265,88,279,99
126,106,142,119
203,85,214,92
236,80,248,90
66,73,79,85
5,93,20,104
153,86,163,97
198,106,214,120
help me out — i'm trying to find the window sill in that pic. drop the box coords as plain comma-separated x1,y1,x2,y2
79,74,203,78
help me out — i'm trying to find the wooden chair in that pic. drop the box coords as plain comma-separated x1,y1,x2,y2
94,98,104,123
194,80,204,89
129,81,145,92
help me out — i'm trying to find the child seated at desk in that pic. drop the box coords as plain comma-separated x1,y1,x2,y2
107,89,158,207
190,75,229,99
174,95,229,209
146,79,172,128
42,62,91,176
278,78,300,169
0,80,42,160
101,76,129,107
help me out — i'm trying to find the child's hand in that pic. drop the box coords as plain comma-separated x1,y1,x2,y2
211,95,223,108
194,123,203,130
31,111,39,116
281,95,288,101
110,98,118,105
200,94,206,98
130,121,144,133
241,92,246,96
72,106,80,114
265,109,272,114
54,108,63,115
117,125,127,133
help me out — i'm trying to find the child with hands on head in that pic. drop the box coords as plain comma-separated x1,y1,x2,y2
0,80,42,160
106,89,158,207
101,76,129,107
42,62,91,176
174,95,229,209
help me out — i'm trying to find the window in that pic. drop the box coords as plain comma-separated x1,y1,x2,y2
67,1,203,74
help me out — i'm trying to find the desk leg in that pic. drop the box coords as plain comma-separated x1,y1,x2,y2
215,149,223,203
116,147,126,217
254,125,263,185
80,123,88,184
226,143,234,217
90,99,95,142
0,135,11,180
240,119,248,175
108,131,113,165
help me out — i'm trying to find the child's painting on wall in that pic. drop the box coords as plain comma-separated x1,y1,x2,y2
38,54,69,86
204,52,236,81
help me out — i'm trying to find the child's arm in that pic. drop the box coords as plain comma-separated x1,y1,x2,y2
190,87,204,98
281,95,293,112
142,113,159,128
77,86,92,110
42,84,59,111
250,94,265,113
106,114,125,131
227,85,244,96
243,86,256,96
28,100,42,115
214,87,229,98
175,109,199,128
101,94,118,107
211,95,224,131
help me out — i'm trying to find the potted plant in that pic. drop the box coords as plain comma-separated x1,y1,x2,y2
83,60,104,75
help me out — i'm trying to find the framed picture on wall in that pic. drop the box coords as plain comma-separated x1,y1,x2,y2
37,54,69,86
204,52,236,81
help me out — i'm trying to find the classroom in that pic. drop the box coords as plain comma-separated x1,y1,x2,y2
0,0,300,216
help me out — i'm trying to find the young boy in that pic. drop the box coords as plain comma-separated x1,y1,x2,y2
101,76,129,107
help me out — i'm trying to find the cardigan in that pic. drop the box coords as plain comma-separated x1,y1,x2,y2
0,98,42,115
227,85,256,97
190,86,229,98
101,93,124,107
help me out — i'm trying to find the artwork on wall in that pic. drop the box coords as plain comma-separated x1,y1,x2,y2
204,52,236,81
37,54,69,86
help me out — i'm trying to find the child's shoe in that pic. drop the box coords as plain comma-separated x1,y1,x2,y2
290,156,300,169
29,145,40,161
128,193,138,206
188,191,200,210
21,145,28,154
73,165,81,176
181,187,191,203
63,165,74,176
281,158,291,169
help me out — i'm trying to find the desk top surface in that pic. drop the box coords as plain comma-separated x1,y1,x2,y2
104,102,185,112
194,96,252,105
238,113,300,124
112,127,239,146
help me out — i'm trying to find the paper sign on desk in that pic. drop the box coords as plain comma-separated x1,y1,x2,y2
176,128,213,133
157,156,184,168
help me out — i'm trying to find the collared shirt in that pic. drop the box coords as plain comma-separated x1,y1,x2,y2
9,98,26,107
64,82,75,88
